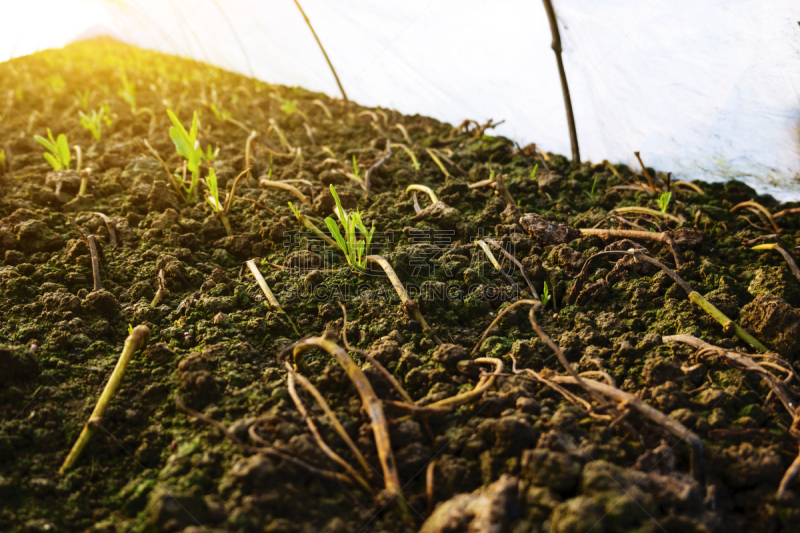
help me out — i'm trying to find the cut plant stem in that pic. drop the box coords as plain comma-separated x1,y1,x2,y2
60,325,150,474
778,448,800,499
288,203,337,246
260,179,311,206
284,364,372,492
664,335,796,416
425,148,451,178
245,259,300,336
140,139,186,202
732,201,780,233
87,235,102,292
476,240,519,290
542,0,580,163
549,374,703,481
529,304,610,408
578,228,684,267
91,212,116,248
752,242,800,283
311,99,332,119
405,184,438,204
391,143,419,170
283,360,373,476
150,269,169,307
425,358,503,410
216,167,250,236
570,250,767,351
483,238,539,299
245,130,258,182
365,255,440,344
74,145,82,173
673,180,705,195
612,206,683,223
293,336,407,516
364,141,392,195
337,301,413,404
78,168,91,196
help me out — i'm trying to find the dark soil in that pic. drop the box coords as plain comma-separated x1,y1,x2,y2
2,38,800,533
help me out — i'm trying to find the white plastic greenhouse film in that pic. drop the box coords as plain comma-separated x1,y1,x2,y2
3,0,800,199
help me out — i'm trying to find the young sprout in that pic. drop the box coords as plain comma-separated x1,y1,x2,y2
205,167,250,237
351,155,361,181
657,191,672,213
118,70,136,114
288,202,336,246
204,144,220,162
78,106,111,141
541,281,551,309
75,89,90,110
209,102,230,121
584,175,599,200
167,109,204,202
530,163,539,180
392,143,420,170
0,149,5,173
325,185,375,272
34,129,70,170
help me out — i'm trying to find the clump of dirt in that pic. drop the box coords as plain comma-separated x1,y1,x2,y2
1,38,800,533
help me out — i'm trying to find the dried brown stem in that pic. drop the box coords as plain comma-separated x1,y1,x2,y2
293,336,407,516
472,299,539,356
752,242,800,284
91,212,118,249
245,259,301,336
260,179,311,206
292,0,348,103
285,365,372,492
364,141,392,196
87,234,102,292
633,151,658,193
426,460,437,516
483,238,539,299
778,448,800,499
425,358,503,410
578,228,683,267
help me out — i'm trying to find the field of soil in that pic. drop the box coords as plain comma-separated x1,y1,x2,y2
1,38,800,533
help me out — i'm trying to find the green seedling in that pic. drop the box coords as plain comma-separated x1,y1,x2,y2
209,102,230,121
78,106,112,141
541,282,551,309
205,167,249,237
34,129,70,170
75,89,90,110
530,163,538,180
657,191,672,213
352,155,361,181
118,70,136,113
167,109,203,202
204,144,220,162
0,150,5,172
325,185,375,272
584,175,599,200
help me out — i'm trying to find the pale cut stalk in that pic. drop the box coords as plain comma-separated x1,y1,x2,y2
425,148,451,178
87,235,102,292
392,143,419,170
74,145,82,173
394,123,412,144
483,238,539,299
612,206,683,223
260,179,311,206
91,211,117,248
425,358,503,409
578,228,683,267
283,361,372,476
364,255,440,344
293,337,407,517
245,260,300,336
60,326,150,474
311,99,332,119
405,184,438,204
732,201,780,233
285,366,372,492
752,242,800,283
245,130,258,183
550,374,703,481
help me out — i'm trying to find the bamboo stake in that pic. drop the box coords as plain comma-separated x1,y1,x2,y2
60,326,150,474
542,0,580,163
292,0,348,103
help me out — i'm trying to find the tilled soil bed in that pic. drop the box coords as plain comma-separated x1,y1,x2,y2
1,38,800,533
